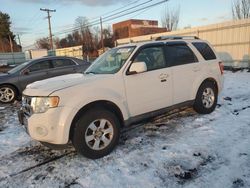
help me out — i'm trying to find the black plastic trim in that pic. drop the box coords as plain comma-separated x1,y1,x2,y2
124,100,194,126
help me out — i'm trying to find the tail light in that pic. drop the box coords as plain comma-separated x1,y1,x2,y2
219,61,224,75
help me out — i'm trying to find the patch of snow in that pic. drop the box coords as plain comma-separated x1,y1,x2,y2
0,71,250,188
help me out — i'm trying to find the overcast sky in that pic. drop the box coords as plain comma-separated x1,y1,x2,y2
1,0,232,49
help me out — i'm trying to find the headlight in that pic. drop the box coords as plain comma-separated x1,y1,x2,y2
31,96,59,114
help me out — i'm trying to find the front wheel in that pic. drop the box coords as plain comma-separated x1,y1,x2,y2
72,108,120,159
0,85,17,103
193,82,218,114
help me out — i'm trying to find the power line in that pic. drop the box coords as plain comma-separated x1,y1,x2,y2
22,43,36,49
87,0,140,22
49,0,142,35
87,0,150,23
131,5,155,18
53,0,168,36
100,0,153,21
22,12,43,29
99,0,140,18
12,11,45,35
103,0,168,23
23,0,168,48
52,0,154,35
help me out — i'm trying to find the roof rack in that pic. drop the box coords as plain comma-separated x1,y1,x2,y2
155,36,200,41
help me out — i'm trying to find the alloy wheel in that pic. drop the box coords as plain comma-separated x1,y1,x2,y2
84,119,114,151
202,88,215,109
0,87,15,103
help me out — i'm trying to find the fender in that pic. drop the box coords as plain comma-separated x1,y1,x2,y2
70,88,130,120
53,86,130,143
191,72,220,100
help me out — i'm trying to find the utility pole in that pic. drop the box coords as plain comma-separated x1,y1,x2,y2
8,34,15,64
40,8,56,50
17,34,22,51
100,17,104,53
8,35,13,53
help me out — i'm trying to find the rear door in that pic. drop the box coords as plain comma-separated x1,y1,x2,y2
165,42,201,104
49,58,78,77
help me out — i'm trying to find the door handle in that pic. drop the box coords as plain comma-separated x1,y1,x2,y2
159,73,169,82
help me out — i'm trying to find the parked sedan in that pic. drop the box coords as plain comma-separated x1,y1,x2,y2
0,56,90,103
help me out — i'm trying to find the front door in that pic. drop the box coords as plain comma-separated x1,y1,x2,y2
19,60,52,91
124,45,173,117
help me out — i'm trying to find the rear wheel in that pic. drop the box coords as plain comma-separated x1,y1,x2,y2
193,81,218,114
72,108,120,159
0,85,17,103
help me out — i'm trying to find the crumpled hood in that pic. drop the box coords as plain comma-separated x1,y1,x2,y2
23,73,107,96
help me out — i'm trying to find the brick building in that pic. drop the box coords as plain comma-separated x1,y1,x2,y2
113,19,168,40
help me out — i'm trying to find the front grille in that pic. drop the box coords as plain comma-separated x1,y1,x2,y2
21,96,33,117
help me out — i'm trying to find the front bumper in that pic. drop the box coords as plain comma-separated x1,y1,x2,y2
18,106,76,145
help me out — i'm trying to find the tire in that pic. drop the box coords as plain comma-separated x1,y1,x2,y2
0,85,17,103
72,108,120,159
193,81,218,114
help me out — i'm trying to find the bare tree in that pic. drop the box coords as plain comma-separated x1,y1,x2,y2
75,16,88,41
102,26,114,48
161,6,180,31
92,26,100,50
54,37,61,48
232,0,250,19
35,37,50,50
75,16,93,60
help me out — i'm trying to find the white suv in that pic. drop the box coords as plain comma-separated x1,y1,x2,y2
18,36,224,159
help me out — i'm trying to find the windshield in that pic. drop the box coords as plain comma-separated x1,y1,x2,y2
8,61,30,74
85,46,135,74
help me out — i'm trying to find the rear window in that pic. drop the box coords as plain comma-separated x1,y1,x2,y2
192,42,216,60
52,59,76,68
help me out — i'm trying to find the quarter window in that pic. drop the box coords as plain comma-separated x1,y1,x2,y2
165,44,197,66
192,42,216,60
133,46,166,71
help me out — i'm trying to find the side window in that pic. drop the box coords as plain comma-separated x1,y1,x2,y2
28,60,51,72
52,59,76,68
165,44,198,66
133,46,166,71
192,42,216,60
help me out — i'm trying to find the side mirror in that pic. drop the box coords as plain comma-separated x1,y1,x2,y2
128,62,147,75
22,69,30,75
